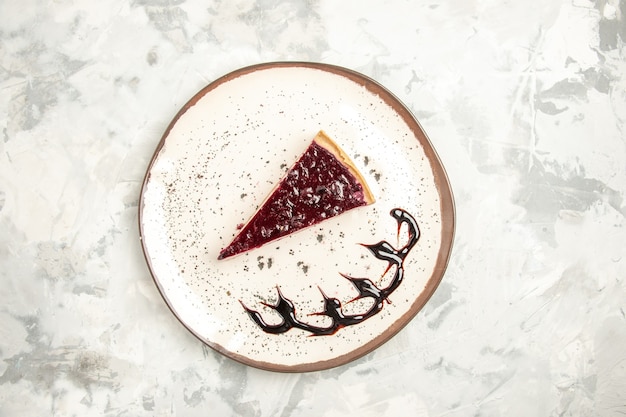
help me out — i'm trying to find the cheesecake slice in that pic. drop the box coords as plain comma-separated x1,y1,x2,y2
218,130,375,260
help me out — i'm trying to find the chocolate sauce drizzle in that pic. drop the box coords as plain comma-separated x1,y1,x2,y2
240,208,420,336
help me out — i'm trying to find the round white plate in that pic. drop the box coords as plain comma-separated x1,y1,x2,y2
139,62,455,372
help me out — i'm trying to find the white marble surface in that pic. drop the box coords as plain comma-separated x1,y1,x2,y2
1,0,625,415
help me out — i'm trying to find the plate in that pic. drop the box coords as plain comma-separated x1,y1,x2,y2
139,62,455,372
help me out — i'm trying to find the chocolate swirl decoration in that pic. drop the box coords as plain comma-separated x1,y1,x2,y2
240,208,420,336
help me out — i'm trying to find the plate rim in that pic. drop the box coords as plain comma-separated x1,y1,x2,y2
138,61,456,372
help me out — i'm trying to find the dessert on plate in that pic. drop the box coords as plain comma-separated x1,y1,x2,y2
218,130,374,260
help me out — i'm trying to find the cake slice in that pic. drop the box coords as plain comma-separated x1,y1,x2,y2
218,130,375,260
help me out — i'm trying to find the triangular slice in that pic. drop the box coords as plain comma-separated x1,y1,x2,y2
218,130,375,260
